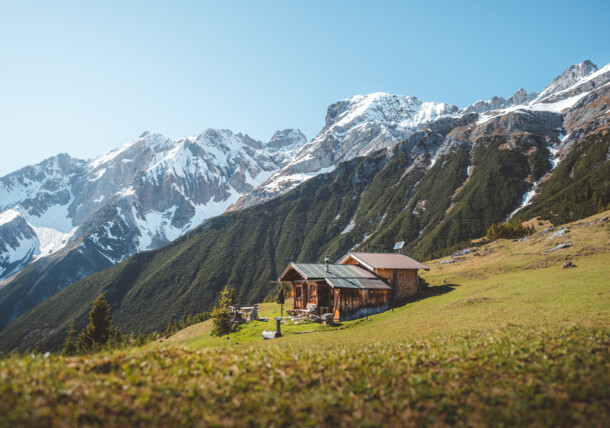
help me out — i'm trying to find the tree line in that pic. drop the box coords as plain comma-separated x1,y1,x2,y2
62,285,240,355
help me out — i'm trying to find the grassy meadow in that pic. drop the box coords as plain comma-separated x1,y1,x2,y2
1,212,609,426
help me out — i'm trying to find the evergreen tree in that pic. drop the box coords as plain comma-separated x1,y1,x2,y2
228,286,239,307
77,293,115,351
211,285,236,337
62,321,78,356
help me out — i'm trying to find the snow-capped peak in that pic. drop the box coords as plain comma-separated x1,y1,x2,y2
267,129,307,152
229,92,461,211
324,92,459,132
473,61,610,126
535,60,598,102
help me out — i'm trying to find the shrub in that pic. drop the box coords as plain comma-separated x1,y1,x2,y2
486,219,535,241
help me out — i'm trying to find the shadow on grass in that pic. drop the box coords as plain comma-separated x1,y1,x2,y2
393,283,460,308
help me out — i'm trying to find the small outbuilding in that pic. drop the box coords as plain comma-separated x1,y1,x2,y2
278,252,429,322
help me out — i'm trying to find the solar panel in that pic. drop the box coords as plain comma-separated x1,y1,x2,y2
393,241,405,250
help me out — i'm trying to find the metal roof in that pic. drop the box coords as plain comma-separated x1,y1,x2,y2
326,277,392,290
286,263,376,280
357,279,393,290
340,252,429,271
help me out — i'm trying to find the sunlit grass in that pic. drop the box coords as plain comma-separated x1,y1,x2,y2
1,212,608,426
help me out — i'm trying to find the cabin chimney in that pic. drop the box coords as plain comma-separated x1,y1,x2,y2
324,256,330,272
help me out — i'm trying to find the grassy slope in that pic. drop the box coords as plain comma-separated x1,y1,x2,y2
1,212,608,427
163,211,610,349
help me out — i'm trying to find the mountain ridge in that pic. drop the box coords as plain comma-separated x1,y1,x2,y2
0,127,303,329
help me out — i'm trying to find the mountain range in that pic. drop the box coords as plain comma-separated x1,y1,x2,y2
0,60,608,351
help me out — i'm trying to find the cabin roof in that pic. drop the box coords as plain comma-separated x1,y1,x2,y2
326,277,392,290
280,263,377,281
279,263,391,290
340,252,429,271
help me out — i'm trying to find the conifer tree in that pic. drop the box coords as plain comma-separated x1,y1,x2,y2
77,293,115,351
62,320,78,356
211,285,237,337
228,286,239,307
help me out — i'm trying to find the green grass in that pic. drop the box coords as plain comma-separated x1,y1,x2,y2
1,327,608,427
1,212,609,426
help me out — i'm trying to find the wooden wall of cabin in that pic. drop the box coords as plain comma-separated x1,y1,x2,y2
333,288,391,322
374,268,394,290
334,288,361,321
292,281,329,309
341,256,359,265
374,268,419,301
291,282,303,309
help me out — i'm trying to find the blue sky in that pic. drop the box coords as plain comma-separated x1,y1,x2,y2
0,0,608,176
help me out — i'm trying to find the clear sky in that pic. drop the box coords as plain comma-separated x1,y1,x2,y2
0,0,608,176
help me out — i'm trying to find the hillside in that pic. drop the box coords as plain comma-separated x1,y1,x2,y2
1,212,608,427
1,128,608,353
1,60,608,338
162,211,610,349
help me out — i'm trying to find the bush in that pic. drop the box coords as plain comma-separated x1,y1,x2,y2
486,219,535,241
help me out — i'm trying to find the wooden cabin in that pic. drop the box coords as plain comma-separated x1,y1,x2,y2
339,252,429,301
279,263,392,322
278,252,429,322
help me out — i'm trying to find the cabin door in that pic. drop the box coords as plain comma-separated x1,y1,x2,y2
318,285,331,314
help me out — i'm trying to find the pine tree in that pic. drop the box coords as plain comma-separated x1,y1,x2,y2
77,293,115,351
62,320,78,356
211,285,236,337
228,286,239,307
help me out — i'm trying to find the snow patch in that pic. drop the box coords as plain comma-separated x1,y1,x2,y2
341,218,356,234
0,209,21,225
31,225,77,258
0,235,39,265
88,168,107,181
115,187,136,198
264,166,336,193
508,181,539,219
549,146,561,170
529,93,589,113
24,199,74,233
